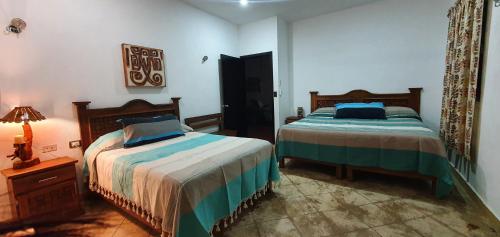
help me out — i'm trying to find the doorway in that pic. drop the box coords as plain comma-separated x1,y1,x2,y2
220,52,275,143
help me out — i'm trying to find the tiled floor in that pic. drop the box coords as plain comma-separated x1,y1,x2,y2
19,161,500,237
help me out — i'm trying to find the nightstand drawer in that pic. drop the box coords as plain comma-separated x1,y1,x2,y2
17,180,79,219
11,166,76,195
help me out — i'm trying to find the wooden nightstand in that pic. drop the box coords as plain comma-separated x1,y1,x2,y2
1,157,82,224
285,116,303,124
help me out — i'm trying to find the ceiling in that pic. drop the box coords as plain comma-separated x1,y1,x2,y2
182,0,381,25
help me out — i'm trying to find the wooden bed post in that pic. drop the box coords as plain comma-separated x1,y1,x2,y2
346,166,354,181
73,101,91,152
279,158,285,168
310,91,319,112
408,88,422,114
336,166,343,179
431,177,437,195
171,97,181,119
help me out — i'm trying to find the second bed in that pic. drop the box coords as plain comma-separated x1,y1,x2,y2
276,88,453,198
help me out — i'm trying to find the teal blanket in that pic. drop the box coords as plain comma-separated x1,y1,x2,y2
276,113,453,198
84,132,280,236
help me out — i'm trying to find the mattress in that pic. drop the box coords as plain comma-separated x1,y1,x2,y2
83,131,280,237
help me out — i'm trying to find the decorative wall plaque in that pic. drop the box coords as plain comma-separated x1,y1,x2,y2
121,43,166,87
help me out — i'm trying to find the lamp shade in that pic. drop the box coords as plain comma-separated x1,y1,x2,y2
1,106,46,123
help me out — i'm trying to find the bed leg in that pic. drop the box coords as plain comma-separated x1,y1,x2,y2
279,158,285,168
336,165,343,179
431,178,437,195
346,166,354,181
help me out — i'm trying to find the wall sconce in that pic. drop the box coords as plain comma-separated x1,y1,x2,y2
202,56,208,64
5,18,27,34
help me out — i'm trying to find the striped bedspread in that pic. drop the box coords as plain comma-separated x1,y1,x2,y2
276,114,453,198
84,131,280,237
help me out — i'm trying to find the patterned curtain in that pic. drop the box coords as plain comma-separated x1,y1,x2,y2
440,0,484,160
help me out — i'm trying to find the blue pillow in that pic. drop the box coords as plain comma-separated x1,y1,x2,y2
336,102,384,110
117,114,178,126
117,115,184,148
335,102,386,119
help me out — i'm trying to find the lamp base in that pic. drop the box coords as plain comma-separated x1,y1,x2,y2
13,157,40,170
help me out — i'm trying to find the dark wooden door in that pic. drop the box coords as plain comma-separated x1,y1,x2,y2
220,53,275,143
219,54,244,134
241,52,275,143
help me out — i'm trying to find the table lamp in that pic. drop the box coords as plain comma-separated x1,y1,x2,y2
1,106,45,169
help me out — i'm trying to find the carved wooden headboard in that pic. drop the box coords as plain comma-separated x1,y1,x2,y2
310,88,422,114
73,98,181,152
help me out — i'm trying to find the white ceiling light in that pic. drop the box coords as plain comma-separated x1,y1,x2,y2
240,0,248,7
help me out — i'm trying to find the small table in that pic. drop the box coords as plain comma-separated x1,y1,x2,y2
285,116,303,124
1,157,82,224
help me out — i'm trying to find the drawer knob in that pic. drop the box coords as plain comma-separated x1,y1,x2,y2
38,176,58,183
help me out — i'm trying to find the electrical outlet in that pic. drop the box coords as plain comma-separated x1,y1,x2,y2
42,144,57,153
69,140,82,149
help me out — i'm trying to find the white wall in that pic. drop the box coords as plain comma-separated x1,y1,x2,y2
238,17,282,132
277,18,291,124
290,0,453,130
469,1,500,219
0,0,238,221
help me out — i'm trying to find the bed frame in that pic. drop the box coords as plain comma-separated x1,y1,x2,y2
72,98,272,235
72,98,181,233
281,88,436,194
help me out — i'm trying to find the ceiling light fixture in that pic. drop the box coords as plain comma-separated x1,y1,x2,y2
240,0,248,7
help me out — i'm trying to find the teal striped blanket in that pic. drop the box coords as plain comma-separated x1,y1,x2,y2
276,111,453,198
84,131,279,237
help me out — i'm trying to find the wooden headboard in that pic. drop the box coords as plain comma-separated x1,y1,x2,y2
73,98,181,152
310,88,422,114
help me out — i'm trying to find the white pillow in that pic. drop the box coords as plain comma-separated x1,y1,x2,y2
181,124,194,132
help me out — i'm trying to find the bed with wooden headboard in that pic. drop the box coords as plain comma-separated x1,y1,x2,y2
276,88,454,197
72,98,180,232
72,97,280,237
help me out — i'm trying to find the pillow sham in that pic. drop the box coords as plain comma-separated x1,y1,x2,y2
117,115,184,148
384,106,421,120
310,107,336,117
181,123,194,132
117,114,178,127
335,102,386,119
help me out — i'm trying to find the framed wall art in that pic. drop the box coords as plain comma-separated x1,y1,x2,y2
121,43,166,87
